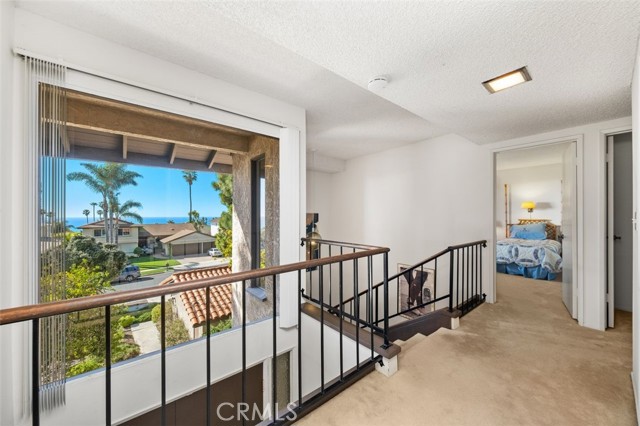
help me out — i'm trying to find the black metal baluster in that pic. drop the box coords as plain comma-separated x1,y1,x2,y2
383,252,390,348
241,280,246,426
480,243,484,297
105,306,111,426
32,318,39,426
329,245,332,307
297,270,303,410
272,275,277,422
466,246,470,313
421,264,424,309
368,256,374,361
339,260,344,381
397,276,400,315
206,287,212,426
456,250,460,310
434,258,438,303
354,257,359,370
449,250,454,312
319,264,325,393
161,295,166,426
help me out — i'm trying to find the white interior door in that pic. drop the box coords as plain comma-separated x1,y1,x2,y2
607,136,615,327
562,143,578,319
613,134,633,313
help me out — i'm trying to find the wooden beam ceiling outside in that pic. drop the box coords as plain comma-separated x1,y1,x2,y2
122,135,128,159
169,144,178,165
207,150,218,169
67,92,251,153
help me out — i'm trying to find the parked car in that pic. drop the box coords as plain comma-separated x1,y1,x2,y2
116,265,141,282
141,246,153,255
208,247,223,257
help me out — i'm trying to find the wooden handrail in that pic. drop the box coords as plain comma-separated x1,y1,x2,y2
0,245,389,326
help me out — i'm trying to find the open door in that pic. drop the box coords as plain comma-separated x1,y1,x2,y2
607,133,634,328
561,142,578,319
607,136,615,327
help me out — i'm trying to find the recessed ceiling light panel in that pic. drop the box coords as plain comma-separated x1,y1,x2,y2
482,66,532,94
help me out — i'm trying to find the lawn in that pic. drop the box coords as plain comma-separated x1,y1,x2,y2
130,257,180,276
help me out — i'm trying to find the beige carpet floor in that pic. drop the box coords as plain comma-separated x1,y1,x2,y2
297,273,635,426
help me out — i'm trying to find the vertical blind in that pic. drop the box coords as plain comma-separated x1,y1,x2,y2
24,56,68,411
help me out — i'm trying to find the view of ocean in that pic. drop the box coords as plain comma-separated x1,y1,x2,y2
66,216,191,229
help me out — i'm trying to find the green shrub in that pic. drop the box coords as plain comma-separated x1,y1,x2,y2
68,356,103,377
206,317,232,335
118,315,135,328
137,311,152,322
151,304,162,323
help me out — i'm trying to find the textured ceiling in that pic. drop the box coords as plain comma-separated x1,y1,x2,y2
214,0,640,144
15,0,442,160
15,1,640,157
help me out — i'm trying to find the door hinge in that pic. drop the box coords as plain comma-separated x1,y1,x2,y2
633,211,637,231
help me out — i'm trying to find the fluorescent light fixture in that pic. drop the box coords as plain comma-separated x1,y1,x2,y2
482,66,532,94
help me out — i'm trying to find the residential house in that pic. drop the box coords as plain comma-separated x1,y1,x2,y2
159,229,217,257
138,222,210,254
1,2,640,426
78,219,142,255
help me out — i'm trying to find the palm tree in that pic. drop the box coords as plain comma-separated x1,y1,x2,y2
97,210,103,221
182,170,197,222
82,209,90,223
68,163,142,243
90,202,98,221
111,197,143,244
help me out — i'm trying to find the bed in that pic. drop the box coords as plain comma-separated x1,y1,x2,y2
496,220,562,281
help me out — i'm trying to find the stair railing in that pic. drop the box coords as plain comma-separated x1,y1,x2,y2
329,240,487,328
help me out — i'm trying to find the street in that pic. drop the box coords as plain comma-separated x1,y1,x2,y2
110,257,230,293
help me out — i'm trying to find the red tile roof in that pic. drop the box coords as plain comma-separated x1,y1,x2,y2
164,265,233,327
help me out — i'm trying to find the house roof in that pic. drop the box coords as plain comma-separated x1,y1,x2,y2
78,219,141,229
160,229,215,244
162,265,233,327
141,222,196,237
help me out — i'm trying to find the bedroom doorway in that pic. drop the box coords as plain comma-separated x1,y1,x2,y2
494,141,577,318
606,131,633,328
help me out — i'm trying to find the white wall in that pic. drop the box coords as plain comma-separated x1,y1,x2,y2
40,319,296,425
0,7,307,425
306,170,334,239
319,133,495,302
495,163,563,239
487,116,632,331
631,35,640,421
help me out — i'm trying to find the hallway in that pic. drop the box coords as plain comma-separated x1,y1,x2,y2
298,274,635,425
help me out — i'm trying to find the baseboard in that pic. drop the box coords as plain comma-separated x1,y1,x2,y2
631,372,640,426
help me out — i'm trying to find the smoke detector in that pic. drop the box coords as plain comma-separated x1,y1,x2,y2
367,76,389,92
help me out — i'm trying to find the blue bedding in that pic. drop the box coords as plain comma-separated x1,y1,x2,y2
496,238,562,281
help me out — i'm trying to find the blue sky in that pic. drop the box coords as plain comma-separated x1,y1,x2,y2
66,160,224,220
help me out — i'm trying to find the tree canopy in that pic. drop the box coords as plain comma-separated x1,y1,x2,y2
212,174,233,257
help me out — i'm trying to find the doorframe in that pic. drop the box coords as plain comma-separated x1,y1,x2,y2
491,134,585,324
602,126,633,328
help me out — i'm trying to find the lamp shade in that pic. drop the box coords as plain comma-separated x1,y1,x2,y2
521,201,536,210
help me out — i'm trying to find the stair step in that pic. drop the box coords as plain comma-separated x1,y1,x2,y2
394,333,428,353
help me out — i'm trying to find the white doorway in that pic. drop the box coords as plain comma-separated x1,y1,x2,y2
606,132,633,328
493,140,579,320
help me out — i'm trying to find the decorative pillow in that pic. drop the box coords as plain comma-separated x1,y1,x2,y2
510,223,547,240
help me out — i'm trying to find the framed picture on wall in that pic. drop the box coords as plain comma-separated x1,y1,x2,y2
398,263,435,318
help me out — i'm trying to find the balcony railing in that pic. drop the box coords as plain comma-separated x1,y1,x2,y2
0,239,390,426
